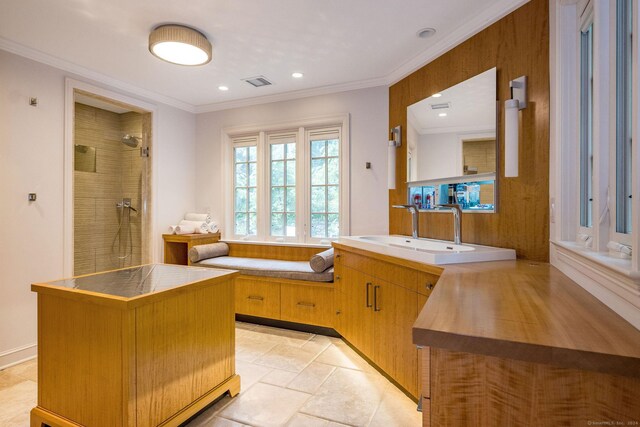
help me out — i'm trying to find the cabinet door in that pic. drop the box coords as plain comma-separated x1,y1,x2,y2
373,279,418,396
336,266,374,358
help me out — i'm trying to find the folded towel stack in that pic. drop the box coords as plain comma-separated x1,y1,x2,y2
168,213,219,235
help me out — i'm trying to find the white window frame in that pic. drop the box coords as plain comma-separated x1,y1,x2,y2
578,2,595,240
229,135,260,241
222,114,350,245
265,130,299,243
610,0,634,246
306,126,345,244
550,0,640,330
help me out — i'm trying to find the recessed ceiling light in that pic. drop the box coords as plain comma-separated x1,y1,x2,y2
416,28,437,39
432,93,442,98
218,85,229,91
439,113,447,117
149,25,212,66
292,72,304,79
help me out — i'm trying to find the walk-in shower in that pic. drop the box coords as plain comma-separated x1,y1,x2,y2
73,99,150,276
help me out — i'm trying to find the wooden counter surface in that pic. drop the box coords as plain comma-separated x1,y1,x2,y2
413,260,640,377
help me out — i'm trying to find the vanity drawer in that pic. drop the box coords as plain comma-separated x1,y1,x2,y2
374,260,419,293
336,250,375,274
235,277,281,319
280,283,334,328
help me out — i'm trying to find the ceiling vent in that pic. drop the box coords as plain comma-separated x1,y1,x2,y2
430,102,451,110
242,76,273,87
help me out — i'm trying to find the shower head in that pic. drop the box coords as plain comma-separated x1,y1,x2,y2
121,134,140,148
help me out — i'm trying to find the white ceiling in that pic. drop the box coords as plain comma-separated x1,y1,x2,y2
0,0,527,112
408,68,497,135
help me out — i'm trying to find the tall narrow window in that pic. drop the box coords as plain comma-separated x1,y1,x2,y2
616,0,633,235
309,129,341,239
579,20,594,228
233,136,258,237
268,133,297,238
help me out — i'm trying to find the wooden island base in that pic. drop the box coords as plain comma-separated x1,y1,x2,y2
30,265,239,427
30,375,240,427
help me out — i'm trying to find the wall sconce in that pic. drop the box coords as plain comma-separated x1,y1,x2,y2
505,76,527,177
388,125,402,189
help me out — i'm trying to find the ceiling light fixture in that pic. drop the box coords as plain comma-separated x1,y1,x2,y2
439,113,447,117
149,25,212,66
218,85,229,91
416,28,437,39
432,93,442,98
292,72,304,79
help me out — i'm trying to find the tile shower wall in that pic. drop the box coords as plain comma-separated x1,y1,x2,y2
74,103,142,275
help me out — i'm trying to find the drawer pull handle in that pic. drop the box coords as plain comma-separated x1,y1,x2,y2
365,282,373,308
426,283,434,290
336,254,341,258
373,285,381,312
297,301,316,308
336,275,341,281
247,295,264,301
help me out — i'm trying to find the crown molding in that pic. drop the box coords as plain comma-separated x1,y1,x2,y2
0,37,195,113
194,77,388,113
386,0,530,85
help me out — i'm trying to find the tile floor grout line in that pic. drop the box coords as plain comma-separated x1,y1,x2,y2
294,409,360,427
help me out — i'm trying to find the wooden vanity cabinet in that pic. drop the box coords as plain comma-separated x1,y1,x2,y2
334,246,439,399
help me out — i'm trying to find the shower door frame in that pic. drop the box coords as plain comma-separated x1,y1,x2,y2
63,78,158,277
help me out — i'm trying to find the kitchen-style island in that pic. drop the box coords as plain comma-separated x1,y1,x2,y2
30,264,240,427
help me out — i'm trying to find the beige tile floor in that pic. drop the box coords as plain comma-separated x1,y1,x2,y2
0,322,421,427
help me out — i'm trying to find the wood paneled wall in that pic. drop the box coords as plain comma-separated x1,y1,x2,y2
389,0,550,261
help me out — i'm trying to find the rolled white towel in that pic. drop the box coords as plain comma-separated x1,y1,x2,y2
179,220,209,234
184,213,211,223
174,224,196,235
168,225,178,234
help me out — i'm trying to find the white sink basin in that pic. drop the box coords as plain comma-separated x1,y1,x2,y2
336,235,515,265
359,235,474,252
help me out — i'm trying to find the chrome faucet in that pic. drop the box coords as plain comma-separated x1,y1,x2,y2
436,204,462,245
392,204,420,238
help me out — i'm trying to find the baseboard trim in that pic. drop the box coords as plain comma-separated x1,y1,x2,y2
235,314,341,338
0,343,37,370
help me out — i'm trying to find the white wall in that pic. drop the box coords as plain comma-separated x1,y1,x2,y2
195,87,389,236
154,104,197,259
0,50,197,368
416,132,462,180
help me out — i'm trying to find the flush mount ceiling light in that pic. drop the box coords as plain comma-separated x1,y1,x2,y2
218,85,229,91
416,28,436,39
438,113,447,117
149,25,212,66
432,93,442,98
292,72,304,78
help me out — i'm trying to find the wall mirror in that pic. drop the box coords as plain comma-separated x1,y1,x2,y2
406,67,497,212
